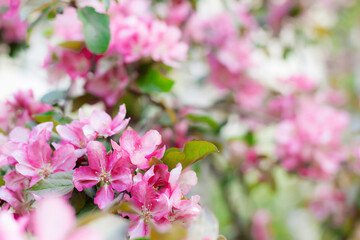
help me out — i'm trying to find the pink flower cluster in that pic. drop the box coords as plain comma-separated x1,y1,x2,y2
0,0,27,43
0,90,52,132
0,104,201,239
45,1,188,107
185,6,265,111
276,98,349,178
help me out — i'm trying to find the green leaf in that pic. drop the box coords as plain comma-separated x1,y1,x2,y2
72,93,100,112
41,90,67,105
186,114,220,131
136,69,174,93
58,41,84,52
33,110,71,129
162,140,218,170
77,7,110,54
28,171,74,196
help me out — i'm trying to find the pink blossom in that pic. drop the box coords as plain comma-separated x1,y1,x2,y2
56,120,96,157
0,122,53,167
85,67,129,107
54,7,83,41
6,90,52,127
251,210,272,240
2,0,20,19
88,104,130,137
73,141,132,209
33,196,103,240
12,135,77,186
119,129,164,169
149,20,188,67
0,170,30,214
309,184,346,226
276,98,349,178
165,1,192,26
44,48,94,81
216,39,253,74
185,13,236,47
235,80,265,111
125,171,171,239
109,15,151,63
0,210,27,240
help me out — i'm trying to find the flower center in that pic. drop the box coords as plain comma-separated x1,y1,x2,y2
99,172,112,185
140,204,153,224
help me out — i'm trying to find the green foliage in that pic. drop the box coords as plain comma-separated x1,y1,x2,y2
28,171,74,196
136,69,174,94
186,114,220,132
41,90,67,105
77,7,110,54
72,93,100,112
162,140,218,170
33,110,71,129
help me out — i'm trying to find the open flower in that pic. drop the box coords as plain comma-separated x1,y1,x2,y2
119,129,165,169
88,104,130,137
73,141,132,209
13,136,77,186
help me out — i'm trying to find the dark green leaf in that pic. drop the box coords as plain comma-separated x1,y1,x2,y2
72,93,100,112
28,171,74,196
77,7,110,54
162,140,218,170
136,69,174,93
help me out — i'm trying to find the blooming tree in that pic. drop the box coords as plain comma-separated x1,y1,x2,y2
1,0,360,240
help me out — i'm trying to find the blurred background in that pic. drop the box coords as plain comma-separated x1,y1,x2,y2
2,0,360,239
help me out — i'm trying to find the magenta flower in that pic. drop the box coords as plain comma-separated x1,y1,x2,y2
12,136,77,186
125,174,171,239
73,141,132,209
88,104,130,137
119,129,165,169
0,210,27,240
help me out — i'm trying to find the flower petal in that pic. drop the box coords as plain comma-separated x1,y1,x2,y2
94,185,114,209
73,167,99,191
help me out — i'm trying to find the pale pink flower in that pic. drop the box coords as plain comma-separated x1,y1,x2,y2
73,141,132,209
6,90,52,127
33,196,103,240
88,104,130,137
235,80,265,111
0,210,27,240
54,7,83,41
0,122,53,167
109,15,151,63
149,20,188,67
0,170,30,214
216,39,253,74
309,184,346,226
276,98,349,178
119,129,165,169
13,135,77,186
